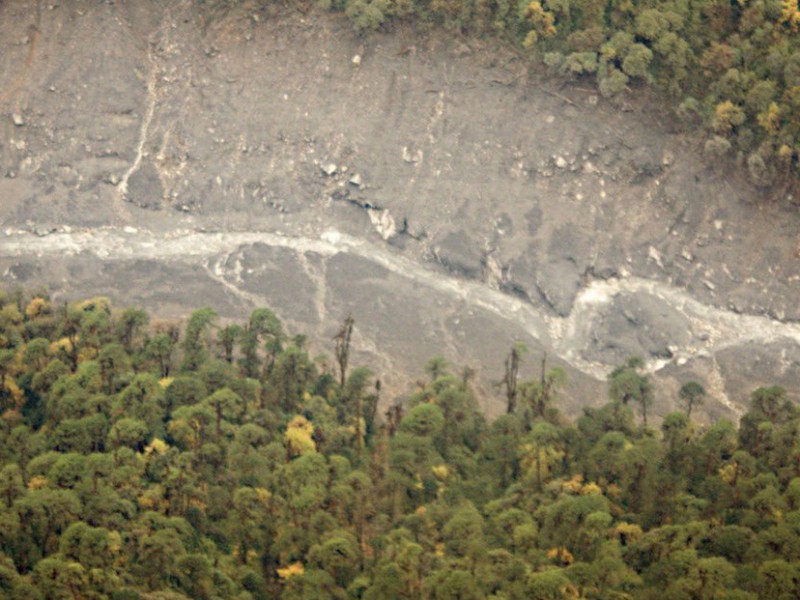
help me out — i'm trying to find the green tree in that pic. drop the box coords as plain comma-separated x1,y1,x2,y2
175,553,214,599
240,308,282,379
756,559,800,600
180,308,217,373
442,504,486,560
481,414,522,489
426,567,485,600
334,315,354,388
15,488,82,564
341,366,376,456
679,381,706,419
523,421,562,490
526,568,577,599
107,418,148,457
500,341,527,415
164,375,207,414
137,528,186,589
32,556,88,600
59,521,119,570
425,356,449,381
401,403,445,438
520,355,566,426
97,343,131,394
115,307,149,351
270,346,315,415
609,357,653,428
23,338,51,372
282,568,347,600
146,333,175,378
308,530,361,588
203,388,244,439
217,323,242,365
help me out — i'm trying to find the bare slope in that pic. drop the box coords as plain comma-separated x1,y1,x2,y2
2,0,800,420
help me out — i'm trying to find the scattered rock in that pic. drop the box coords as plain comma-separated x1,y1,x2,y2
11,113,24,126
554,156,567,169
703,280,716,291
351,54,361,67
349,173,363,187
494,213,513,236
482,253,504,288
321,163,338,176
34,226,56,237
368,209,396,240
681,249,694,262
648,246,664,268
402,146,423,164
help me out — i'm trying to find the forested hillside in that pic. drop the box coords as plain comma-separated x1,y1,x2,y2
291,0,800,187
0,290,798,598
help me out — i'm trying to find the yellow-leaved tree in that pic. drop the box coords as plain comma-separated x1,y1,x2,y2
523,1,556,48
285,415,316,458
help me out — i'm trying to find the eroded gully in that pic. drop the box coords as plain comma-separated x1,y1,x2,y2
4,226,800,411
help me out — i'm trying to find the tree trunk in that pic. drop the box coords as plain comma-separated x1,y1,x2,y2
535,446,543,491
355,393,363,457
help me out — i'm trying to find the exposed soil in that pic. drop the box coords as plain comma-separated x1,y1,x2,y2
2,0,800,421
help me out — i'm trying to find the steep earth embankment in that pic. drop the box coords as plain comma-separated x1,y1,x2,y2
2,0,800,420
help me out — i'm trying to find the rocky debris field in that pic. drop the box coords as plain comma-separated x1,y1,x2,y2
2,0,800,421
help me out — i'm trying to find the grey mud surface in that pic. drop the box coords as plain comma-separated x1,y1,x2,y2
3,0,800,421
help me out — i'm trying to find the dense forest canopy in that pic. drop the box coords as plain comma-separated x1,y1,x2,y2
0,289,799,599
206,0,800,188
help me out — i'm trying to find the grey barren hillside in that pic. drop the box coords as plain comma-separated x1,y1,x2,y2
2,0,800,421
